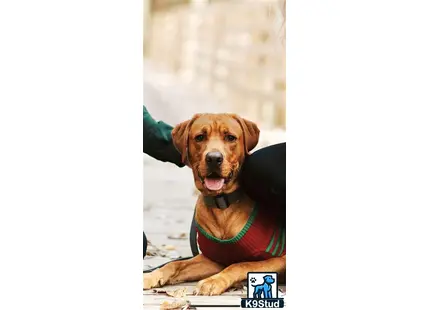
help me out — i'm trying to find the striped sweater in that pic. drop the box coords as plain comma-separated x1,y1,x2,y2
196,204,285,266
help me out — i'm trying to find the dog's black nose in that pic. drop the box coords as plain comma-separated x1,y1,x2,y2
206,151,223,168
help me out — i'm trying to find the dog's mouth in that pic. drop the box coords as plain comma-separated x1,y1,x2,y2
200,171,234,191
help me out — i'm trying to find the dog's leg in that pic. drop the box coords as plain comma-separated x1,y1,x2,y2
195,256,285,296
267,287,272,298
143,254,224,290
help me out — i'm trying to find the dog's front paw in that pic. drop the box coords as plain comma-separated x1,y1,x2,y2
143,270,164,290
194,276,230,296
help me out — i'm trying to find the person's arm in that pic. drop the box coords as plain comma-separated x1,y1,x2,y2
143,106,184,167
240,142,286,221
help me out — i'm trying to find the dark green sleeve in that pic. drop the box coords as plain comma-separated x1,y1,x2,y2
143,106,184,167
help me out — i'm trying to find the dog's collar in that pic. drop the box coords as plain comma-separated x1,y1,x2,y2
202,189,244,209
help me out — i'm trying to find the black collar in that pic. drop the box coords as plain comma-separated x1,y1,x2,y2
202,189,244,209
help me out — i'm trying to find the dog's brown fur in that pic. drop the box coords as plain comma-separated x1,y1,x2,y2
143,114,286,295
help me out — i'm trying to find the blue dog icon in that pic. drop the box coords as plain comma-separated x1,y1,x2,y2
252,275,275,299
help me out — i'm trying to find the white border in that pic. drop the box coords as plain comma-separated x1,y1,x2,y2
0,0,143,309
286,0,430,309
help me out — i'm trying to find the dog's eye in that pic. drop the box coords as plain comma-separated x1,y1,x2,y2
195,134,205,142
226,135,237,142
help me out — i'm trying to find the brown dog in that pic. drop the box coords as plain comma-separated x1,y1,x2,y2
143,113,286,295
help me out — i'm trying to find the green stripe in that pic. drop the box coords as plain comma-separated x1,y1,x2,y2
195,204,258,244
276,228,286,256
265,227,277,252
271,227,281,255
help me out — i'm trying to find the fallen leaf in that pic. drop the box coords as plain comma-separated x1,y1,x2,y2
166,288,188,298
164,245,176,251
160,299,189,310
145,242,170,258
167,233,187,240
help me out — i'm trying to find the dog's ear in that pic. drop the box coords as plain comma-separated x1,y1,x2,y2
171,114,201,165
232,115,260,154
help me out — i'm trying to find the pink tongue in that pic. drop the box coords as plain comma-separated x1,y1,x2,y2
204,178,225,191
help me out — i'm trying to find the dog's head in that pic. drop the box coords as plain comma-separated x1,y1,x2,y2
172,113,260,196
263,275,275,284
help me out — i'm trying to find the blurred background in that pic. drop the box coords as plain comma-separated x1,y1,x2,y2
143,0,286,269
144,0,285,132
